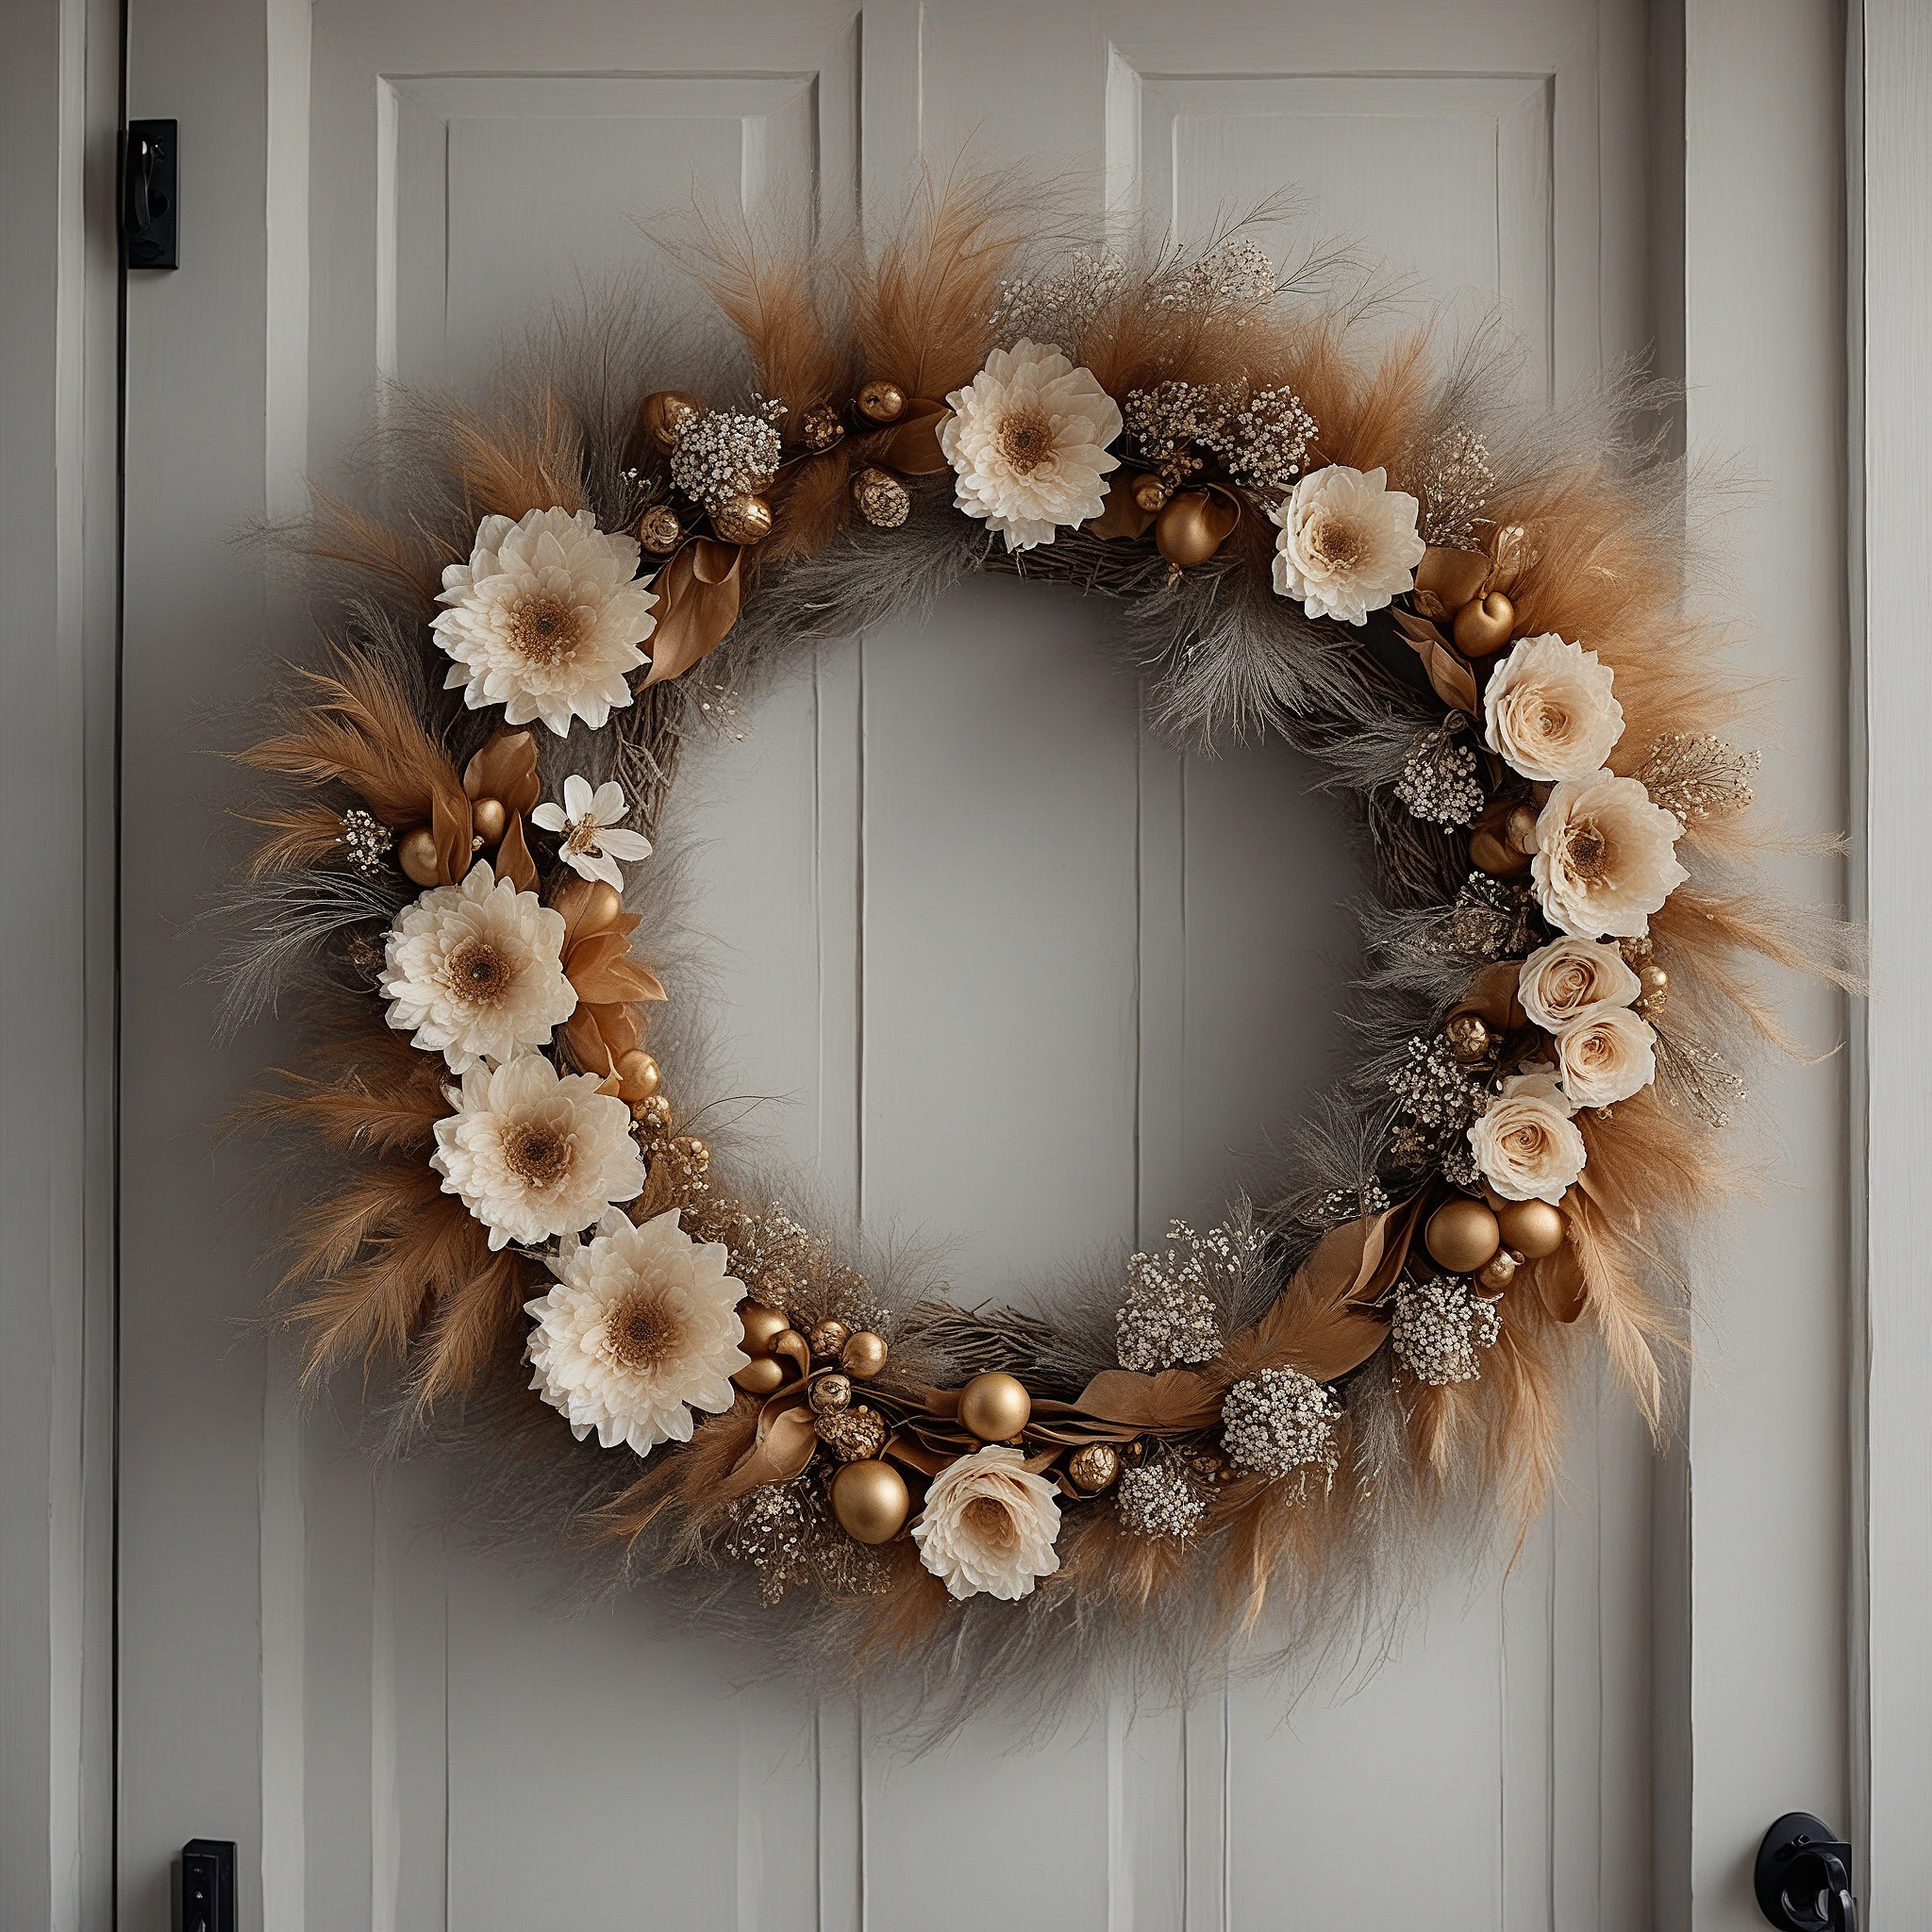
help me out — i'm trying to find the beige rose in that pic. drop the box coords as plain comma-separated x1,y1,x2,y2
1517,935,1641,1031
1468,1067,1587,1204
1483,633,1624,782
1530,769,1689,939
1554,1006,1657,1108
910,1445,1062,1602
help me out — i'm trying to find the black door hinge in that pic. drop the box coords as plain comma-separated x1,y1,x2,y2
121,119,178,270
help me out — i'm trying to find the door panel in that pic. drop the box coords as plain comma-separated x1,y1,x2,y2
120,3,1653,1926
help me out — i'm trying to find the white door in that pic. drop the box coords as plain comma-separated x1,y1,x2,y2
114,3,1853,1927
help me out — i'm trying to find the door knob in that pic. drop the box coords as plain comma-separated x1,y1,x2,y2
1755,1813,1857,1932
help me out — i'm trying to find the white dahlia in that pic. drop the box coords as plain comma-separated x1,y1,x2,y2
530,774,654,890
910,1444,1062,1602
381,861,576,1073
1530,769,1690,940
1270,464,1425,624
433,507,657,736
940,339,1124,552
524,1208,749,1455
431,1053,644,1250
1483,633,1625,783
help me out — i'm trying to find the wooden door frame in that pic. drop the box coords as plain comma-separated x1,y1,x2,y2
2,3,1923,1925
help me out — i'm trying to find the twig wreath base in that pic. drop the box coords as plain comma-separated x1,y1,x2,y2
228,182,1851,1733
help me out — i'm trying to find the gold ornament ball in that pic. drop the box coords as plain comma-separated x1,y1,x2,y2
831,1458,910,1543
799,404,844,452
841,1329,889,1379
856,379,907,424
397,826,441,887
577,880,624,930
1067,1443,1121,1494
1424,1197,1503,1274
1442,1012,1491,1064
1495,1198,1566,1260
730,1356,786,1397
810,1373,853,1414
1154,491,1225,570
615,1049,660,1102
958,1371,1032,1442
1637,961,1670,1012
738,1303,791,1357
469,795,508,846
1468,826,1532,878
711,492,773,545
1453,590,1516,657
641,390,701,454
808,1319,851,1359
1505,804,1541,854
1476,1250,1520,1292
1133,474,1170,513
850,466,911,528
638,504,682,555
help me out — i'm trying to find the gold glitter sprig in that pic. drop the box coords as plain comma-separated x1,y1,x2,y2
1637,733,1759,824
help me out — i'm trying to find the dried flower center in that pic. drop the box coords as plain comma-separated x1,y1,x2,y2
997,410,1055,474
1565,822,1609,882
501,1118,572,1189
508,592,586,668
442,937,510,1008
563,819,604,858
1306,512,1366,572
960,1495,1021,1551
603,1290,682,1371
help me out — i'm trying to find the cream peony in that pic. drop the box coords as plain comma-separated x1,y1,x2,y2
530,774,654,890
381,861,576,1073
910,1444,1062,1602
1554,1006,1657,1108
940,339,1124,551
1517,935,1641,1032
524,1208,748,1455
1529,770,1689,939
433,507,657,736
1482,633,1625,782
1468,1067,1587,1204
1269,464,1425,624
431,1053,644,1250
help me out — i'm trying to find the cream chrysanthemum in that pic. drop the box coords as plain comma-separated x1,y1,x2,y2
524,1208,748,1455
1270,463,1425,624
433,507,657,735
381,861,576,1073
1530,769,1689,939
910,1444,1062,1602
940,339,1123,551
431,1054,643,1250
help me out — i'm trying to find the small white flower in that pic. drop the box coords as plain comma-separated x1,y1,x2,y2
431,1053,644,1250
1554,1006,1657,1108
1530,769,1690,940
531,775,654,889
1517,935,1642,1032
381,861,576,1073
524,1208,749,1456
433,507,657,737
1483,633,1625,782
1269,464,1425,624
910,1444,1062,1602
1468,1067,1587,1205
940,339,1124,552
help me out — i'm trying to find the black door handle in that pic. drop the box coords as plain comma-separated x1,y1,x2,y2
1756,1812,1857,1932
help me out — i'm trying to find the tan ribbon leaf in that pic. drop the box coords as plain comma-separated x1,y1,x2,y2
1089,485,1158,541
552,874,640,951
874,401,952,475
722,1396,820,1500
644,540,743,686
1449,958,1527,1033
1532,1241,1588,1323
1389,608,1480,714
1071,1368,1221,1434
566,930,666,1006
462,727,541,817
429,786,474,886
493,811,539,893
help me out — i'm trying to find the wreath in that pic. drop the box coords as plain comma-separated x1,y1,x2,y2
227,183,1848,1724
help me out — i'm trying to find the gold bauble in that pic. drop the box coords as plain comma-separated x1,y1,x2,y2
468,795,508,846
578,880,624,930
397,826,441,887
840,1330,889,1379
1154,491,1225,570
1067,1443,1121,1494
856,380,906,424
1424,1197,1503,1274
737,1303,791,1357
958,1371,1032,1442
614,1049,660,1102
1495,1198,1566,1260
641,390,701,454
810,1373,853,1413
816,1404,888,1462
1133,475,1170,513
808,1319,851,1359
1442,1012,1491,1064
850,467,911,528
1468,827,1532,878
1453,590,1516,657
729,1356,786,1396
1637,961,1670,1012
1506,804,1541,853
710,493,773,545
638,504,682,554
799,404,844,452
831,1458,910,1543
1476,1250,1520,1292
